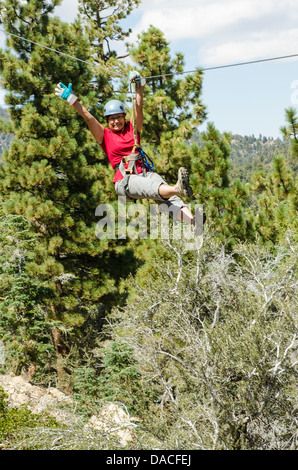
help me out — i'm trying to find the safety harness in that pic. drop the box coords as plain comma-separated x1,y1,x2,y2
116,145,155,178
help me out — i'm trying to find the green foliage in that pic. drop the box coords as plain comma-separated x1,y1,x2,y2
0,215,58,376
0,106,12,158
99,341,141,406
280,107,298,157
230,134,291,181
73,340,155,416
250,154,297,244
108,233,298,450
190,122,252,245
0,0,140,384
0,1,99,312
0,0,297,451
0,386,61,449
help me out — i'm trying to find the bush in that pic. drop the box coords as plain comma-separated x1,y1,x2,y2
107,233,298,450
73,340,156,417
0,386,61,449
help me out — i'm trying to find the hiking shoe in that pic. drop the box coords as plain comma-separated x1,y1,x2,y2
175,167,193,197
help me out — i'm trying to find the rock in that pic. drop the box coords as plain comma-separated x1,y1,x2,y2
0,374,139,445
85,403,137,445
0,373,76,425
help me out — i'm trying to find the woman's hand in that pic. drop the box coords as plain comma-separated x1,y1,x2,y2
55,82,78,106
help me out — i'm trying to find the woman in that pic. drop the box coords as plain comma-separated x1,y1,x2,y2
55,75,196,227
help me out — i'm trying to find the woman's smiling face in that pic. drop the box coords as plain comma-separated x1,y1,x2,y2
107,113,126,132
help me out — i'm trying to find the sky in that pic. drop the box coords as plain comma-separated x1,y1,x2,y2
1,0,298,138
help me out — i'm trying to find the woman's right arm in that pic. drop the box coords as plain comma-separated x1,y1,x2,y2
73,101,105,145
55,83,105,145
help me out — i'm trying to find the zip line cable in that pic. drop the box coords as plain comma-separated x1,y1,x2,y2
1,27,298,82
143,52,298,80
0,28,126,78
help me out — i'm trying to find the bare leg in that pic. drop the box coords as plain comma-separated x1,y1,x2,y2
158,183,180,199
158,184,194,225
177,206,194,225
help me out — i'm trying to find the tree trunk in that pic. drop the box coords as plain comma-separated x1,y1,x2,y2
52,327,70,392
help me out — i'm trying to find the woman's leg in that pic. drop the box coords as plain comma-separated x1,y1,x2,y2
158,183,180,199
176,205,194,225
115,172,195,225
158,167,193,199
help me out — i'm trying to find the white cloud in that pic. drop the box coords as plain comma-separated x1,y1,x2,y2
130,0,298,66
201,29,298,66
135,0,273,39
53,0,79,23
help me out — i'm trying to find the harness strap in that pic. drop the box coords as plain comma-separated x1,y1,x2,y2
115,145,145,177
114,147,155,203
123,147,140,174
114,150,139,202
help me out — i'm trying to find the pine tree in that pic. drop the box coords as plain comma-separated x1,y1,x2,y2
280,107,298,152
77,0,141,110
0,0,139,384
78,0,141,64
251,108,298,244
190,123,251,245
280,107,298,173
250,155,297,244
0,214,57,378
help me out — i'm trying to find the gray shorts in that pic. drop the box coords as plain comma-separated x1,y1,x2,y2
114,172,186,219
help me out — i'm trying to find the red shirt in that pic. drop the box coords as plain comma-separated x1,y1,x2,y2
100,121,143,183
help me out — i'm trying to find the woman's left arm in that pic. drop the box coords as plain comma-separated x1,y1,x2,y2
129,72,145,133
135,85,144,133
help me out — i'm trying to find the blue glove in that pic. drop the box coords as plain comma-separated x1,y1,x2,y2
55,82,78,106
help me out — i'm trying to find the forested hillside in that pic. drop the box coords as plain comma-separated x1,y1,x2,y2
190,130,292,182
0,0,297,451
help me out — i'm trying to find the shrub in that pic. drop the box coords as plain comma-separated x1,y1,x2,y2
0,386,61,449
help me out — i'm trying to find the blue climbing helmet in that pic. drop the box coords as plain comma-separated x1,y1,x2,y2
104,99,126,118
